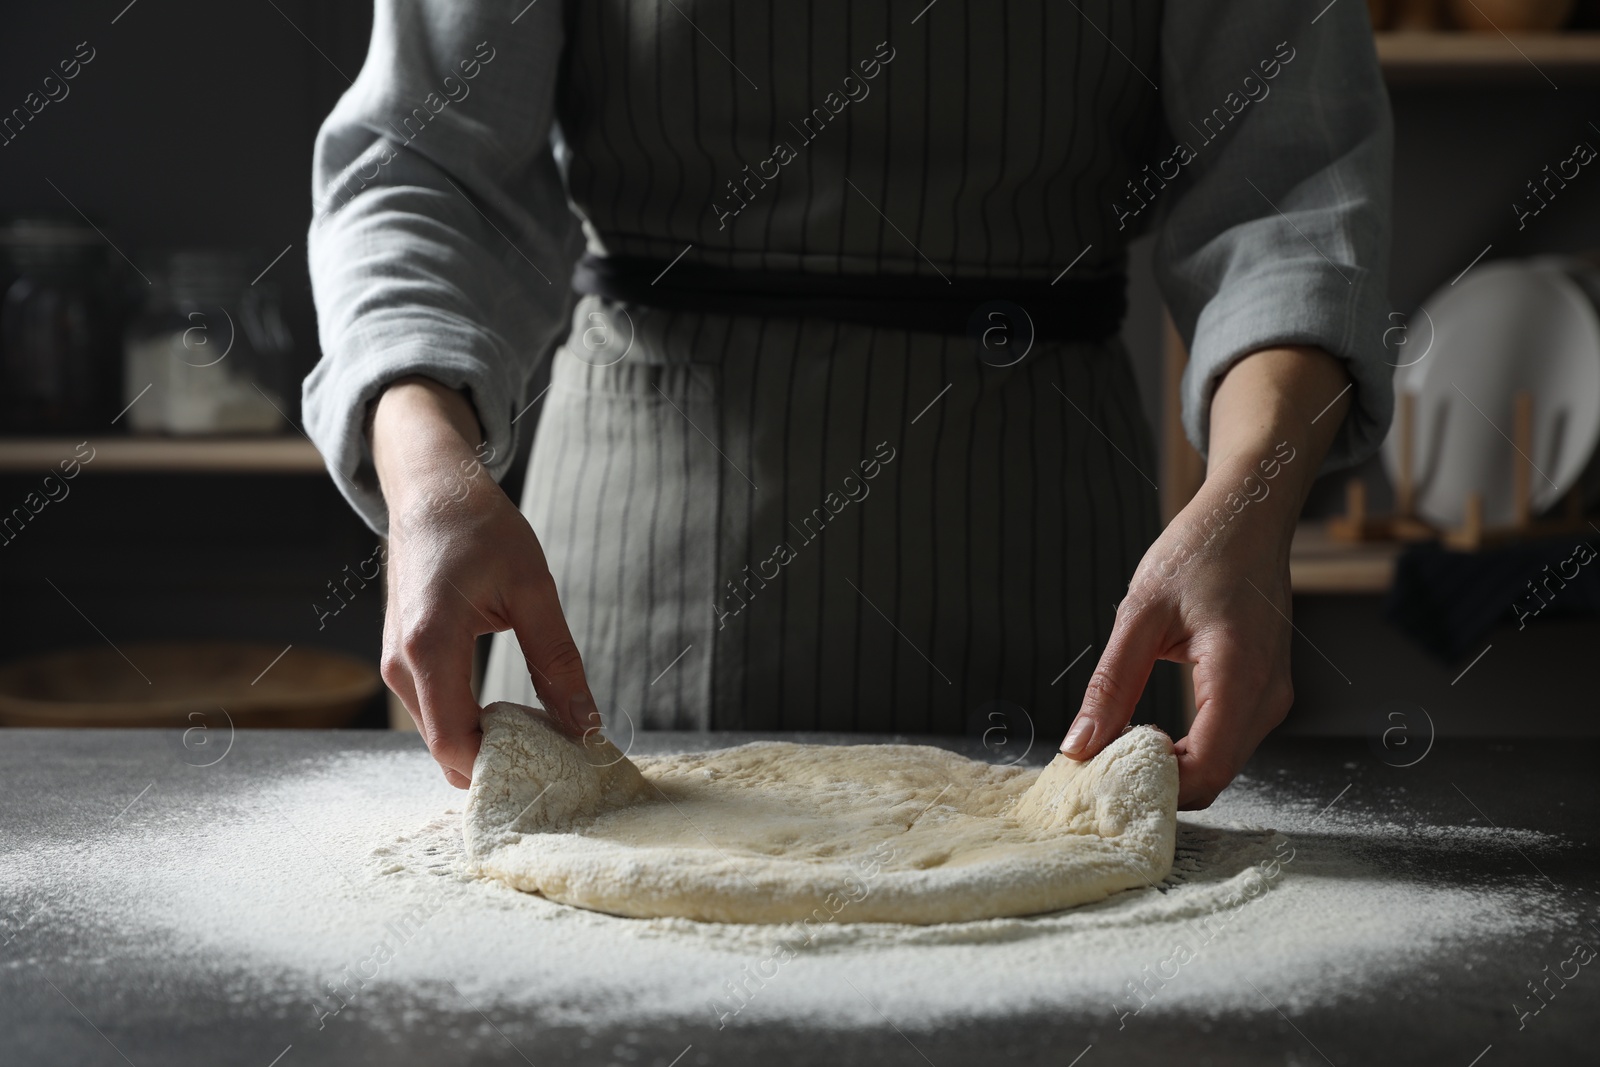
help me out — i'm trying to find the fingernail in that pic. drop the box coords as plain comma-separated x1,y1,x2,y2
570,694,601,731
1062,717,1094,756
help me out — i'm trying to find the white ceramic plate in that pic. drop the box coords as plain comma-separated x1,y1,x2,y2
1383,258,1600,529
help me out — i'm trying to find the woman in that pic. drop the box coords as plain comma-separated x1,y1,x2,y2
304,0,1391,808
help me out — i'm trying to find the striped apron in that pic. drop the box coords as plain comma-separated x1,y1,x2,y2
482,294,1178,738
482,0,1180,739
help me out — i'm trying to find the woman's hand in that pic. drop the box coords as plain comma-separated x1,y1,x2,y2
1060,456,1300,808
372,376,599,788
1059,347,1354,808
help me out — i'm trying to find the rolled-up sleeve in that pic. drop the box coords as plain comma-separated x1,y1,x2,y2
1153,1,1394,475
303,0,581,534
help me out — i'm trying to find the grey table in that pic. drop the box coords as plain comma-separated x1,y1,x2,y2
1,729,1595,1066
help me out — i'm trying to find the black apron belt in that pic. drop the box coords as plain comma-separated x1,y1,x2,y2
571,253,1127,344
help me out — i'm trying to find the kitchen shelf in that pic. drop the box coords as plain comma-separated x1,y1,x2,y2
1376,31,1600,82
0,436,325,473
1290,522,1401,594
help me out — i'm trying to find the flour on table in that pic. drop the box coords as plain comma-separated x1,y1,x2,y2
462,702,1179,924
0,742,1576,1040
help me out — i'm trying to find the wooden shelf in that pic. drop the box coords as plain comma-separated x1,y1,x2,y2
0,436,325,473
1377,31,1600,82
1290,522,1401,594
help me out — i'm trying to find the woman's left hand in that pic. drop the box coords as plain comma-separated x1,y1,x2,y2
1058,346,1356,809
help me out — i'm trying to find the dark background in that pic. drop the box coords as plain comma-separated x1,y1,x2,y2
2,1,1599,734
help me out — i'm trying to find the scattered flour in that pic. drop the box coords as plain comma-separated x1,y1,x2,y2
0,748,1573,1038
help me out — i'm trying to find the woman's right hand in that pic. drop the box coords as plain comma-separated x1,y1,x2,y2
371,376,599,788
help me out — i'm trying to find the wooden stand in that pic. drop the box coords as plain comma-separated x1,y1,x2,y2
1328,390,1590,552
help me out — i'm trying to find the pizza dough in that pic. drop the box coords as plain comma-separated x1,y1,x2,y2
463,702,1178,924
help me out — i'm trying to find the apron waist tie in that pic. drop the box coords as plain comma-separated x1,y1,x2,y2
571,252,1127,343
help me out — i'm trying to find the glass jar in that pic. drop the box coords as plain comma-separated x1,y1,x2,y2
122,249,294,435
0,216,126,433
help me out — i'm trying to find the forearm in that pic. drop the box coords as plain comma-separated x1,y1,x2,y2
1201,346,1353,535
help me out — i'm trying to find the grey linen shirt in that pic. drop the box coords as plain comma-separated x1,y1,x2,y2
304,0,1394,536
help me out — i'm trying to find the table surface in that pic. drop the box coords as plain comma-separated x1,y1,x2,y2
2,729,1596,1067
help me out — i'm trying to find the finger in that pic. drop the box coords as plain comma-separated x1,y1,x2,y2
509,571,600,739
379,625,426,733
1060,596,1173,761
405,619,486,788
381,590,457,784
1174,640,1288,809
384,639,479,788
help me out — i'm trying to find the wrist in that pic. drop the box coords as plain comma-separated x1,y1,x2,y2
1194,439,1307,548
